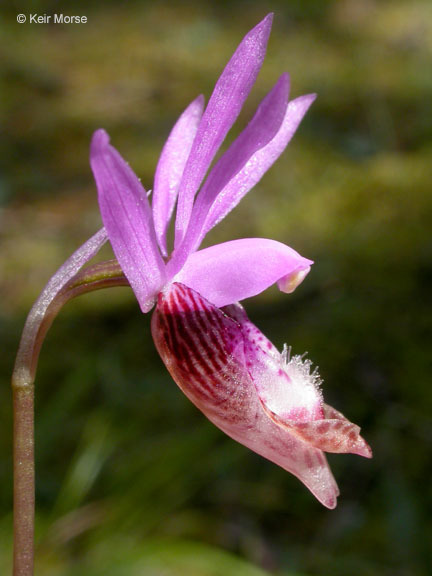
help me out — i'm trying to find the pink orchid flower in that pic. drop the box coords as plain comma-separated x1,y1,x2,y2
90,14,371,509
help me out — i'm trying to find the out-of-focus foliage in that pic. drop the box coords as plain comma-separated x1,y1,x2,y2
1,1,431,575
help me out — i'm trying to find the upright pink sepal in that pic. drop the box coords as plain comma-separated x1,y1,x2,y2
152,95,204,256
201,93,317,237
90,129,166,312
174,14,273,248
169,73,290,271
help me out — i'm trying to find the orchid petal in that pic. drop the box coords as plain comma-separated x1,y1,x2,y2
190,74,289,234
168,73,290,274
173,238,313,307
152,283,340,509
203,93,317,237
174,14,273,248
90,129,166,312
152,95,204,257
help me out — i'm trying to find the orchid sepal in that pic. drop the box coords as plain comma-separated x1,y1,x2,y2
90,130,167,313
174,13,274,247
152,95,205,256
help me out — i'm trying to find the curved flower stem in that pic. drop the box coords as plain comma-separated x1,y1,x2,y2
12,254,127,576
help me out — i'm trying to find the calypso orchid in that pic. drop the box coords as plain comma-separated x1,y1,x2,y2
90,14,371,509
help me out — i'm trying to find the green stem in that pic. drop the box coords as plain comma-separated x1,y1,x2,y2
12,258,127,576
12,384,34,576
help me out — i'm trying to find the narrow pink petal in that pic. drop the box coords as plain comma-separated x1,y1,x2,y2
152,283,339,509
191,74,289,229
174,14,273,248
173,238,313,307
168,74,290,274
202,93,317,236
90,129,166,313
152,95,205,257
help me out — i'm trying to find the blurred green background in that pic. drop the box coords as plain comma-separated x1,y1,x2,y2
1,0,431,574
